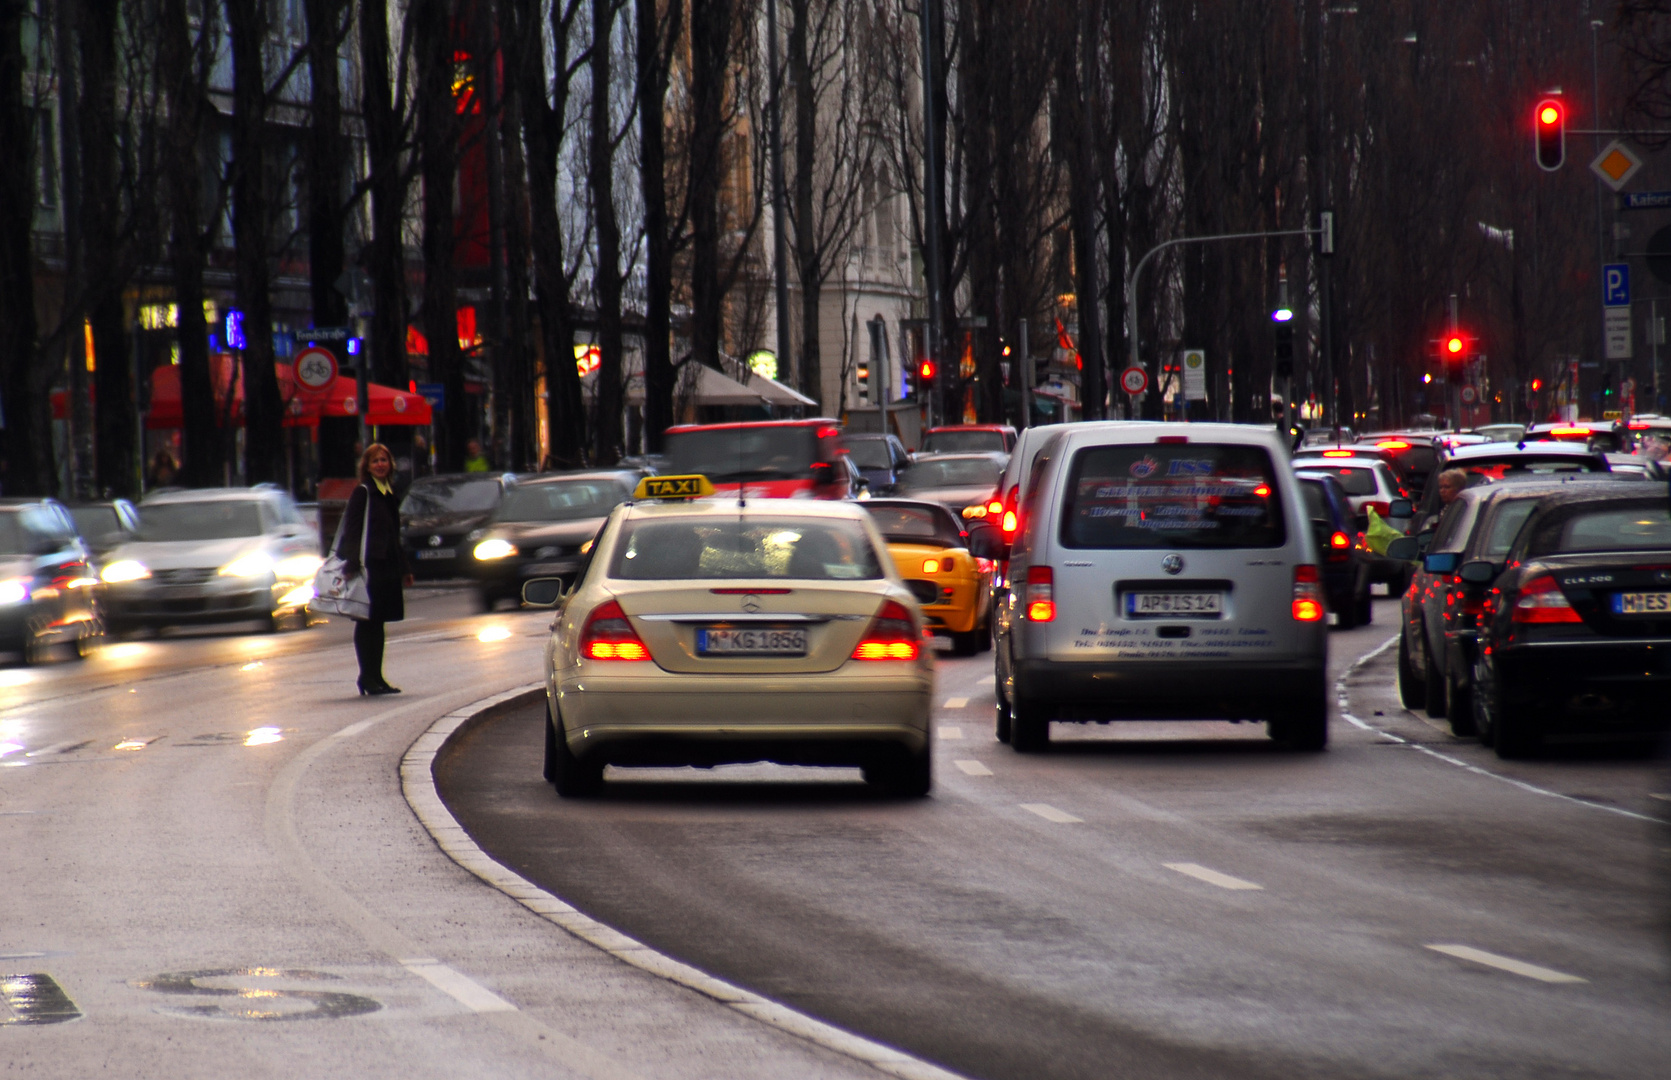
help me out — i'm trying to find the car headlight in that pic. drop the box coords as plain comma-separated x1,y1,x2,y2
275,554,323,580
101,560,151,584
219,552,274,578
0,578,29,605
473,538,518,561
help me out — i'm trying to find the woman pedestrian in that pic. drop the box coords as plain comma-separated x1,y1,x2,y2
337,443,413,695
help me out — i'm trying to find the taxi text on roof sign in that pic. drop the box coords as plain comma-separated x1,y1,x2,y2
634,474,716,500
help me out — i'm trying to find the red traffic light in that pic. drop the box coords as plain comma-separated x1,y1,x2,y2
1530,378,1543,392
1444,335,1465,356
1534,98,1565,171
919,359,936,381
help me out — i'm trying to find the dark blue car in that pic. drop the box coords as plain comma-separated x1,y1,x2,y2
846,434,912,496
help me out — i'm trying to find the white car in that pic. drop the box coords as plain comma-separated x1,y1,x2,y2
528,479,935,796
1291,453,1405,520
99,487,322,635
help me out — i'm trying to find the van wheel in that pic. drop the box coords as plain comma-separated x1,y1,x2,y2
1009,697,1050,753
1397,632,1424,709
545,704,602,796
1422,640,1448,718
1271,699,1328,751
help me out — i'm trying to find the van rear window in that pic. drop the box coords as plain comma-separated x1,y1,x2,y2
1060,444,1285,549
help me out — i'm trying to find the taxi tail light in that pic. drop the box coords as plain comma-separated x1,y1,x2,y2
581,599,651,660
1292,565,1325,622
1001,484,1020,538
1026,566,1055,622
1512,573,1582,624
852,599,920,661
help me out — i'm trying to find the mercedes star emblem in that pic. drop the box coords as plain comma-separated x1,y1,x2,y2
1161,553,1184,575
428,535,442,547
742,594,762,614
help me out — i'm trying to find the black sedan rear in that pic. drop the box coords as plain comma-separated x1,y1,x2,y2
1470,487,1671,757
466,470,639,609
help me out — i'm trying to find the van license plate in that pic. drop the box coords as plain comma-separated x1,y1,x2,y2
1126,591,1222,617
1612,591,1671,615
698,627,808,656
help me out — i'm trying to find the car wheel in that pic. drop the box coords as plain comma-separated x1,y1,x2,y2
976,614,992,652
1334,590,1359,630
475,591,497,614
21,617,51,666
1422,636,1448,718
1009,696,1050,753
994,698,1012,744
545,703,603,796
949,628,981,656
1445,665,1476,737
1397,632,1425,709
73,618,102,660
1354,576,1373,627
863,748,932,797
1472,656,1497,748
1269,698,1329,751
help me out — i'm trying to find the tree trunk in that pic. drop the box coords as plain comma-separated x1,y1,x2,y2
360,0,407,389
788,0,820,407
636,0,677,450
590,0,624,462
304,0,350,329
687,0,731,372
497,0,535,470
415,0,465,470
0,0,49,495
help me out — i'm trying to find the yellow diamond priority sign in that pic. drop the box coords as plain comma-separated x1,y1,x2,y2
1590,140,1643,192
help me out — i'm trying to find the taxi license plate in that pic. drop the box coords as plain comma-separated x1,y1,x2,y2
1125,591,1223,617
414,548,456,560
698,627,808,656
1612,591,1671,616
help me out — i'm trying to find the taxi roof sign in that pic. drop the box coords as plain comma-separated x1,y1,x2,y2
634,474,715,500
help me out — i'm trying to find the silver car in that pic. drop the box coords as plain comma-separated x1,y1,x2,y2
994,422,1329,751
99,487,322,635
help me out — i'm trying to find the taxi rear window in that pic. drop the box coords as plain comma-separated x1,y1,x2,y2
610,518,884,580
1060,444,1285,550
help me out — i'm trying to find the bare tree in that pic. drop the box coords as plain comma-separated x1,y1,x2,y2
413,0,466,469
0,0,48,494
590,0,627,462
637,0,681,449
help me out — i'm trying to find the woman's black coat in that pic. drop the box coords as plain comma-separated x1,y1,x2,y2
336,483,410,622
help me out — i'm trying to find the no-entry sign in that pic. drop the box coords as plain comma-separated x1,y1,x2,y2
1120,366,1148,395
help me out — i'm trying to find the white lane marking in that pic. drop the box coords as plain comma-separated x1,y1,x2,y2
333,719,375,739
1424,944,1587,984
938,725,964,740
953,760,992,776
977,675,995,686
1337,635,1666,825
404,686,975,1080
1164,862,1263,891
404,960,519,1011
25,740,90,757
942,697,969,709
1020,803,1081,823
1649,793,1671,803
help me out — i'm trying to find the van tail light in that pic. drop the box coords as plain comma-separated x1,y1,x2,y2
1292,565,1325,622
580,599,651,660
1326,531,1351,562
1026,566,1055,622
1001,484,1020,537
1512,573,1582,624
852,599,920,661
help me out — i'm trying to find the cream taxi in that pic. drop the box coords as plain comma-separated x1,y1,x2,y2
524,476,935,796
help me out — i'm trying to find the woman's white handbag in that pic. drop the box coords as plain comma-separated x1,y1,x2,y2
310,486,372,621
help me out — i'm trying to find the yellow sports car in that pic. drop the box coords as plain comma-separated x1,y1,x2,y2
860,499,994,655
523,477,934,797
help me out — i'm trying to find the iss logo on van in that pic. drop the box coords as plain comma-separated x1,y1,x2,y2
1129,455,1160,478
1167,459,1215,476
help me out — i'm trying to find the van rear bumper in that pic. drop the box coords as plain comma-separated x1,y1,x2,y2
1012,658,1325,721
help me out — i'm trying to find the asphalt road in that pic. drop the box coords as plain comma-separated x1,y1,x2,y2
438,597,1671,1080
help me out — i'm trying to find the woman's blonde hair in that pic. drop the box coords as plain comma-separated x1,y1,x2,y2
358,442,395,483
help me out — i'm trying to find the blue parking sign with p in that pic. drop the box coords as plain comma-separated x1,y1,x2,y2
1603,264,1630,307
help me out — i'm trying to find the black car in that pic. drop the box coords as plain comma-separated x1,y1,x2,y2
1468,486,1671,757
0,499,99,663
400,473,511,579
1295,473,1373,628
467,470,640,609
64,499,139,563
846,433,912,496
1391,477,1632,734
1412,441,1613,531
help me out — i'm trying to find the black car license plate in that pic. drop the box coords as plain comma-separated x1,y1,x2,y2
414,548,456,560
698,627,808,656
1612,591,1671,616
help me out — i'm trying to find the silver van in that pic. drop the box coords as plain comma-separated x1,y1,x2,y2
993,422,1329,751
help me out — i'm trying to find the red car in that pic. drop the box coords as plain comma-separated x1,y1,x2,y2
661,419,857,499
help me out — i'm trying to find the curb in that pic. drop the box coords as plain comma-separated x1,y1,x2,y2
401,684,970,1080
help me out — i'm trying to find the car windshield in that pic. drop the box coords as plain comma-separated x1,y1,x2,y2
1061,443,1285,550
901,457,1002,490
863,505,963,548
136,501,264,541
610,518,883,580
1544,506,1671,554
496,480,626,523
847,440,894,470
69,506,121,538
400,478,502,518
922,430,1006,453
663,426,824,482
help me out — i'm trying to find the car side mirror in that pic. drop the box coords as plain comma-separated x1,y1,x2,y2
521,577,566,608
966,522,1010,562
1388,499,1413,519
1423,551,1460,574
1457,560,1499,585
1385,535,1421,561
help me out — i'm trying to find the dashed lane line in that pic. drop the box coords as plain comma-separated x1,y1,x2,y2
1164,863,1263,891
941,697,969,709
1019,803,1082,824
1424,945,1587,984
1336,635,1665,825
953,760,992,777
401,959,518,1012
937,726,964,740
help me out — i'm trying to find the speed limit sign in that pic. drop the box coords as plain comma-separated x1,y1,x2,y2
294,346,339,395
1120,366,1148,395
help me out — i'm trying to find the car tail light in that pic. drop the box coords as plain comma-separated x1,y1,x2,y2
1512,573,1582,624
1026,566,1055,622
1323,449,1354,458
1292,565,1325,622
1326,531,1351,562
852,599,920,661
922,558,944,574
1001,484,1020,537
580,599,651,660
986,499,1003,515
